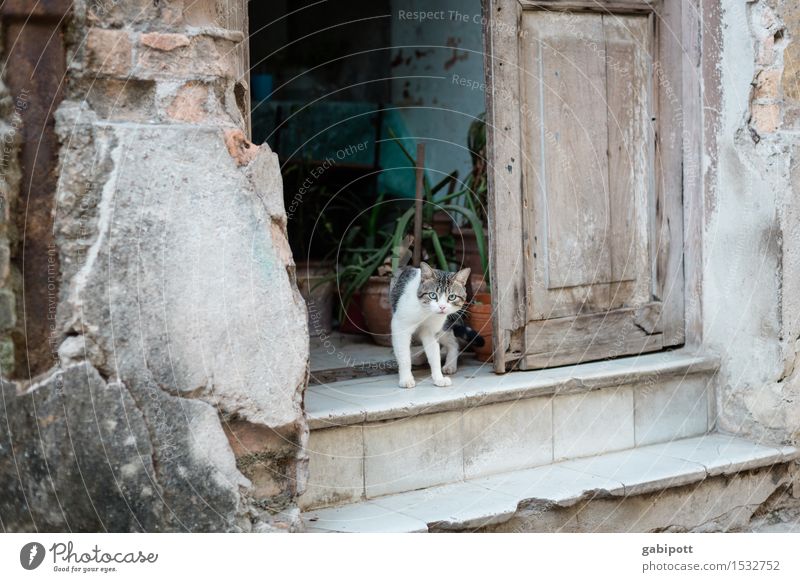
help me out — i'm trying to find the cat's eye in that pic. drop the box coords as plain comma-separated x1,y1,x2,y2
428,292,438,300
448,294,457,302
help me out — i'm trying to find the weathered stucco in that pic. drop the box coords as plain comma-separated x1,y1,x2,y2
704,0,800,446
0,0,309,532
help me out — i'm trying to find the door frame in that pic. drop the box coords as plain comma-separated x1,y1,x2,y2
482,0,704,373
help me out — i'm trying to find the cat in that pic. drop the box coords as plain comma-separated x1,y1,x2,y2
390,262,481,388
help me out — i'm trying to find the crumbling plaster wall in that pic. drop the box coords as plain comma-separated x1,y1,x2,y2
705,0,800,446
0,0,309,532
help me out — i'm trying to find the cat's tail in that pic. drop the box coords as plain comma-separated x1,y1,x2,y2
451,323,485,348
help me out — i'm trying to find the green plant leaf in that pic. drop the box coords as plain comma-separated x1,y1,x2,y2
428,230,449,271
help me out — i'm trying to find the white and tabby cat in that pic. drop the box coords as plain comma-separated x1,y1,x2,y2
390,262,480,388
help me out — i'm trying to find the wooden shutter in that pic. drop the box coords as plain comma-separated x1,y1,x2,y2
484,0,686,371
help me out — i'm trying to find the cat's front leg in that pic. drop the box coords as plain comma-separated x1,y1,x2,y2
440,330,459,375
420,329,451,387
392,323,416,388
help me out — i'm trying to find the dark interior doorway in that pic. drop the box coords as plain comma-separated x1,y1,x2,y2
248,0,488,379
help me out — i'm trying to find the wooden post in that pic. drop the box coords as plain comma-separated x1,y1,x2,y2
412,143,425,267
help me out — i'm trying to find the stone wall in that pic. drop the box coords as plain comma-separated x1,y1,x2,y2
704,0,800,446
0,0,309,532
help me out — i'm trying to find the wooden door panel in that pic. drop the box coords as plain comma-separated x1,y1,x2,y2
524,302,664,368
605,16,651,286
484,0,685,371
531,13,612,290
523,11,653,319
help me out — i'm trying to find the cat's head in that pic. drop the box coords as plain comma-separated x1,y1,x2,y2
417,262,471,316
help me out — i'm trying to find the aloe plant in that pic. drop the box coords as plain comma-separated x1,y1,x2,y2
332,120,491,320
387,130,488,280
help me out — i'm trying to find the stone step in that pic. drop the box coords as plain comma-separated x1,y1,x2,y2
301,350,719,509
303,433,800,532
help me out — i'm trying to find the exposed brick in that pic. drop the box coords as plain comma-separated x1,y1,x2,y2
86,28,132,77
183,2,220,26
223,420,303,499
134,35,235,79
783,2,800,102
754,68,782,100
85,79,156,121
140,32,190,52
752,102,781,134
783,105,800,130
756,35,775,66
87,0,183,28
224,128,259,166
165,82,209,123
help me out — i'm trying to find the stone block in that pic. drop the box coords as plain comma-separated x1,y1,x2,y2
165,81,209,123
756,35,774,67
553,386,634,460
0,335,13,375
783,104,800,129
299,426,364,510
86,28,132,77
304,501,427,533
783,2,800,101
88,0,184,28
51,114,308,431
634,376,709,446
462,396,553,479
0,241,10,283
134,35,236,79
562,448,706,497
751,102,781,133
0,289,15,330
363,411,462,497
84,79,156,121
753,68,781,100
141,32,191,52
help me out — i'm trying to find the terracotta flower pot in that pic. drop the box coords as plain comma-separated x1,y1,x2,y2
338,290,367,335
467,292,493,362
296,260,335,336
431,210,453,238
360,276,393,346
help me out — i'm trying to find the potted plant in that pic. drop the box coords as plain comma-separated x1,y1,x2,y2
387,131,487,275
284,160,361,336
334,193,396,345
334,133,491,347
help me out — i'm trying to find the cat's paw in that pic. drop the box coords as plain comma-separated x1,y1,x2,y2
433,376,452,387
442,363,457,375
399,376,416,389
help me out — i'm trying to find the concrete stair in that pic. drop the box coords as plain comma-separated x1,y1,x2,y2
303,433,799,532
300,350,798,531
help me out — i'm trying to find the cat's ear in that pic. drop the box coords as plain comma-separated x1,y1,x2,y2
419,262,435,279
454,267,471,286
